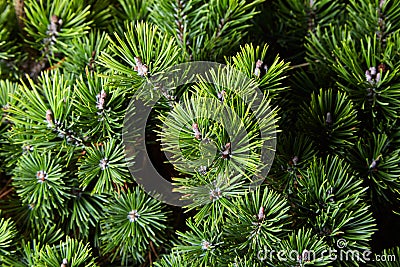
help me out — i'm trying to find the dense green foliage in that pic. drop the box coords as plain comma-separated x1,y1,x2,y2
0,0,399,266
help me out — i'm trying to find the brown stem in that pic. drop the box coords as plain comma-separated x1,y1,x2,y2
149,240,158,259
290,60,320,69
14,0,25,30
148,250,152,265
0,187,13,199
46,57,66,70
0,178,12,195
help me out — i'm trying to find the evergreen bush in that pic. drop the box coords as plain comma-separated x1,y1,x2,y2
0,0,399,266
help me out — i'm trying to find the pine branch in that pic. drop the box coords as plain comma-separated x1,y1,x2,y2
295,156,377,251
22,0,92,77
100,187,169,265
99,21,183,88
298,88,359,152
347,132,400,204
37,236,98,267
12,150,72,220
224,186,290,256
174,218,224,266
277,228,332,266
77,138,131,195
63,30,110,75
0,215,18,260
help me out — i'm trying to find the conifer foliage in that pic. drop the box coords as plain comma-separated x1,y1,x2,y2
0,0,399,266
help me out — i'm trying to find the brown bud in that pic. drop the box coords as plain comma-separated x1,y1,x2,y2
257,206,265,221
134,57,148,77
192,123,201,140
217,90,226,102
46,110,53,126
292,156,299,165
378,63,386,73
51,15,59,24
221,142,231,159
326,112,332,125
254,60,263,77
60,258,68,267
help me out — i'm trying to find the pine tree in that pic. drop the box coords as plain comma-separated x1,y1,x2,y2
1,0,399,266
